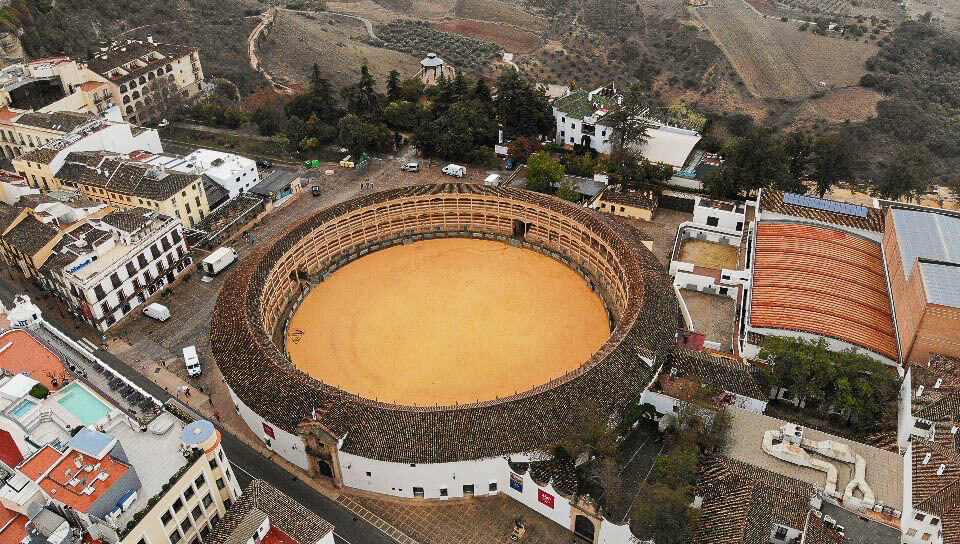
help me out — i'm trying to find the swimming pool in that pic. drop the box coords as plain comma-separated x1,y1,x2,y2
56,382,111,426
11,399,36,418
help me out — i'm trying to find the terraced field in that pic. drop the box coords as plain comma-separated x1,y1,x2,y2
454,0,549,31
695,0,876,99
433,19,544,53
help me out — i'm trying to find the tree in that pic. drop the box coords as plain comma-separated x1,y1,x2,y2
556,177,581,202
704,127,790,199
876,144,934,201
653,443,700,490
337,114,364,156
342,65,386,120
760,336,832,407
526,151,564,193
605,83,653,153
811,132,854,197
494,68,554,139
473,78,492,103
631,484,700,544
383,101,422,131
211,78,240,103
555,399,618,462
285,64,343,126
386,70,403,102
507,136,542,163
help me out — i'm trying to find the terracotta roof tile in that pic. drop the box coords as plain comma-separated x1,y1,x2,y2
672,349,766,400
207,480,333,544
751,222,898,360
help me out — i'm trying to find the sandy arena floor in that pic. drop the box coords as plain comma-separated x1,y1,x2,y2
286,239,610,406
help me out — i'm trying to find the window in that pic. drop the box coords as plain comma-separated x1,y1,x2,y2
489,482,497,492
210,459,218,470
463,484,474,496
151,244,161,260
110,272,122,289
736,221,743,231
126,261,137,276
161,512,173,525
195,196,201,208
202,493,213,509
169,530,182,544
216,478,225,490
916,513,927,521
195,475,205,488
719,287,729,295
180,517,191,533
906,529,917,537
184,486,195,501
773,526,788,540
365,471,371,477
191,505,202,520
706,216,719,227
413,487,424,497
138,254,148,268
173,498,184,512
161,237,171,251
931,518,940,526
94,285,106,300
922,534,931,541
172,230,182,244
439,487,448,497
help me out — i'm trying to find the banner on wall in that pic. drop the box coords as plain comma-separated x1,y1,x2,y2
538,489,555,508
262,422,276,439
510,472,523,492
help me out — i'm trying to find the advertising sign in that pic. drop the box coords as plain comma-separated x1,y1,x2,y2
538,489,555,508
262,422,276,439
510,472,523,492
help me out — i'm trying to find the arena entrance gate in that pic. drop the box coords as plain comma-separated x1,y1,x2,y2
512,220,531,239
316,458,334,478
574,515,596,543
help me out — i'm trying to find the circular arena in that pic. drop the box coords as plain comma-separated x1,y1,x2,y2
211,184,677,488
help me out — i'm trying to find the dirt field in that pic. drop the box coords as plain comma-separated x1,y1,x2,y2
433,20,544,53
695,1,877,99
791,86,884,124
454,0,548,31
258,10,420,90
286,238,610,406
678,239,740,270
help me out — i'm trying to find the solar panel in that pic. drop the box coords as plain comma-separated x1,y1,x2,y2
782,192,869,218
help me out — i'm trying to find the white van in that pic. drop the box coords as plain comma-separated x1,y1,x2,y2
202,247,238,276
442,164,466,178
182,345,201,377
142,303,170,322
483,174,501,186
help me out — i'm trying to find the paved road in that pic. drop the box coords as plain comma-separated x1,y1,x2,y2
0,279,392,544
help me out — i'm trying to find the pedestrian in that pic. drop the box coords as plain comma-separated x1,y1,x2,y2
208,398,213,406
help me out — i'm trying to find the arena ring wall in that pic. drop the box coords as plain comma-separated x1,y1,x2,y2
211,184,678,469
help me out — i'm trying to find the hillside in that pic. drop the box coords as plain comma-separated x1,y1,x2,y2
2,0,266,94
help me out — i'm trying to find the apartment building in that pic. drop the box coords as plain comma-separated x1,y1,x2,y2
11,116,162,192
141,149,261,202
208,480,335,544
57,151,210,227
40,209,190,330
86,39,204,126
0,58,114,118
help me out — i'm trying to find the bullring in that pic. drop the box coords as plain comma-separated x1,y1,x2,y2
210,184,677,497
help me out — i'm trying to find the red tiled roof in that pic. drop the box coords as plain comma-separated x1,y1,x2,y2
0,507,27,544
79,81,106,92
0,430,23,468
260,527,297,544
0,329,68,391
0,107,18,122
751,222,898,360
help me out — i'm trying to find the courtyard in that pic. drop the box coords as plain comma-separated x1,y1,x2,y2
676,238,740,270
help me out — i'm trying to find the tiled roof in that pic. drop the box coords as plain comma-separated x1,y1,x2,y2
88,41,194,82
672,349,766,400
16,147,58,164
2,214,59,257
802,513,846,544
553,89,593,118
758,189,884,232
528,459,578,497
695,455,814,544
206,480,333,544
751,222,898,360
210,184,678,463
99,208,153,233
0,202,22,233
911,440,960,543
58,152,198,201
14,111,94,133
597,188,659,210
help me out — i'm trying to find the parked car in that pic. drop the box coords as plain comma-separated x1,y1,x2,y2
157,119,169,128
256,159,273,169
505,158,516,170
311,185,322,197
442,164,466,177
483,174,501,186
401,162,420,172
142,303,171,322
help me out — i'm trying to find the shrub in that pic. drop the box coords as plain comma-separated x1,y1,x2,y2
29,383,49,399
162,288,173,297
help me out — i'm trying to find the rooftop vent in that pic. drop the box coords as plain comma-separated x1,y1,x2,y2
935,378,943,388
937,464,947,476
923,453,932,464
918,385,925,397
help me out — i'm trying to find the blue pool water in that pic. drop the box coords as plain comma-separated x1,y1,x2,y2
56,382,111,426
11,399,36,418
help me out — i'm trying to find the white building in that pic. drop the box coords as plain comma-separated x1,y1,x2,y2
142,149,260,200
551,85,702,169
40,208,190,331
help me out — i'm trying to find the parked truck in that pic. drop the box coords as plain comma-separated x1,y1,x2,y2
183,345,201,377
202,247,238,276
